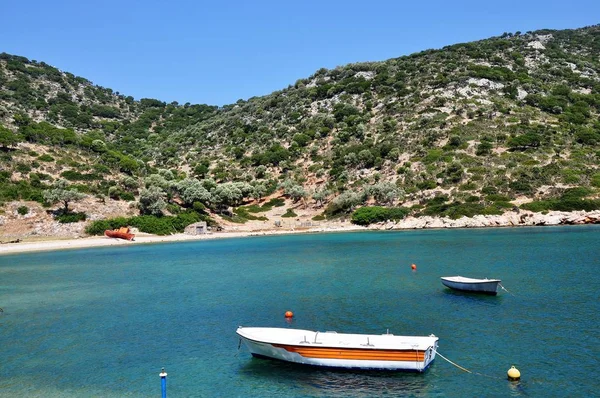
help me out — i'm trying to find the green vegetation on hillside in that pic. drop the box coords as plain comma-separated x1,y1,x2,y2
2,25,600,228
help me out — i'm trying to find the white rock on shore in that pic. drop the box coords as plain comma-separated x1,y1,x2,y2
368,210,600,230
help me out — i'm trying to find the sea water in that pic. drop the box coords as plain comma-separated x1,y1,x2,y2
0,226,599,397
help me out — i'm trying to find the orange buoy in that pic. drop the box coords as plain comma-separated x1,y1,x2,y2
411,264,417,270
285,311,294,318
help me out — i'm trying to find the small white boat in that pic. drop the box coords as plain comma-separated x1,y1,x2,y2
441,276,501,295
236,326,439,371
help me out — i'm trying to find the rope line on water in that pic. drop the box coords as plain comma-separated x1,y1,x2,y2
435,351,472,373
435,350,502,380
499,283,515,296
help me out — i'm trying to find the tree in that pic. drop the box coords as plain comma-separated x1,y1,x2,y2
43,179,85,213
233,182,254,199
357,149,376,168
157,168,175,180
280,179,307,202
121,176,139,190
287,185,307,203
194,163,209,178
90,139,107,153
0,125,20,149
250,182,268,201
176,178,212,206
312,188,331,207
367,182,401,205
138,186,167,215
326,190,367,215
507,133,541,150
144,174,171,190
119,156,140,174
476,141,493,155
212,182,243,208
13,113,31,127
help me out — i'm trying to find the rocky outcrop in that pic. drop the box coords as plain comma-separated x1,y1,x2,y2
368,210,600,230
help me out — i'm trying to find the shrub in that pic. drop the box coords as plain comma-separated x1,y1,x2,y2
192,201,206,212
263,198,285,208
38,154,55,162
219,214,248,224
486,194,511,202
129,215,182,235
61,170,103,181
282,209,297,218
108,186,120,199
459,182,478,191
166,204,181,214
16,163,31,173
0,170,11,182
493,201,514,209
351,206,410,225
85,212,214,236
591,173,600,188
234,206,268,221
520,188,600,212
85,218,129,235
120,192,135,201
520,201,551,212
17,206,29,215
56,211,87,223
417,180,437,190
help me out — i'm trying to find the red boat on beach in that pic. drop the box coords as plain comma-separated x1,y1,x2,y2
104,227,135,241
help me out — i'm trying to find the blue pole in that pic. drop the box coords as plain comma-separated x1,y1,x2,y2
160,368,167,398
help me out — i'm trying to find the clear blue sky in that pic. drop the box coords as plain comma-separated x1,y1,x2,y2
2,1,598,106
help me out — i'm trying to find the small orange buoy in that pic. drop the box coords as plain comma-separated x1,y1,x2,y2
411,264,417,270
285,311,294,318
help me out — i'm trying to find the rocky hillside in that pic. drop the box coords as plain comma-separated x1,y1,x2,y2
1,24,600,236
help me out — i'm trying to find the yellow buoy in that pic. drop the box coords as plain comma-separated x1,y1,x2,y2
507,365,521,381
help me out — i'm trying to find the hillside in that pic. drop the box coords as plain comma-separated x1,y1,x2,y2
1,24,600,239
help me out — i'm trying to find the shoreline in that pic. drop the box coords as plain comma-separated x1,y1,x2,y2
0,225,367,256
1,209,599,256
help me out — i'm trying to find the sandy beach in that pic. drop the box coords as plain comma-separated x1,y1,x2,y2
2,209,599,256
0,225,366,256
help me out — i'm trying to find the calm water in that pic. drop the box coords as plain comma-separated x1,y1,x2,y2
1,226,599,397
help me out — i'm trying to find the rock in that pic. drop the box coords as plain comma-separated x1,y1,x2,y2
386,210,600,231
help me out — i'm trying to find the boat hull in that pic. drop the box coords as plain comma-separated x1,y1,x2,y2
237,327,438,371
104,230,135,241
441,276,500,295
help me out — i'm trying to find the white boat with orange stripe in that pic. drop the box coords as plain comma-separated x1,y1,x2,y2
236,327,439,371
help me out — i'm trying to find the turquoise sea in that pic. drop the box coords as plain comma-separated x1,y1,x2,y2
1,226,599,397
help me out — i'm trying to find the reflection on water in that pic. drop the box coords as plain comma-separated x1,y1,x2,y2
240,358,431,397
507,380,530,397
440,288,505,307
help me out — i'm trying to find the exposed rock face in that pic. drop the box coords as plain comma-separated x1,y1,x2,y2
368,210,600,230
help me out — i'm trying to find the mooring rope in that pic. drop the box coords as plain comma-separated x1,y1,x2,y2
435,351,472,373
435,350,502,380
498,283,515,296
